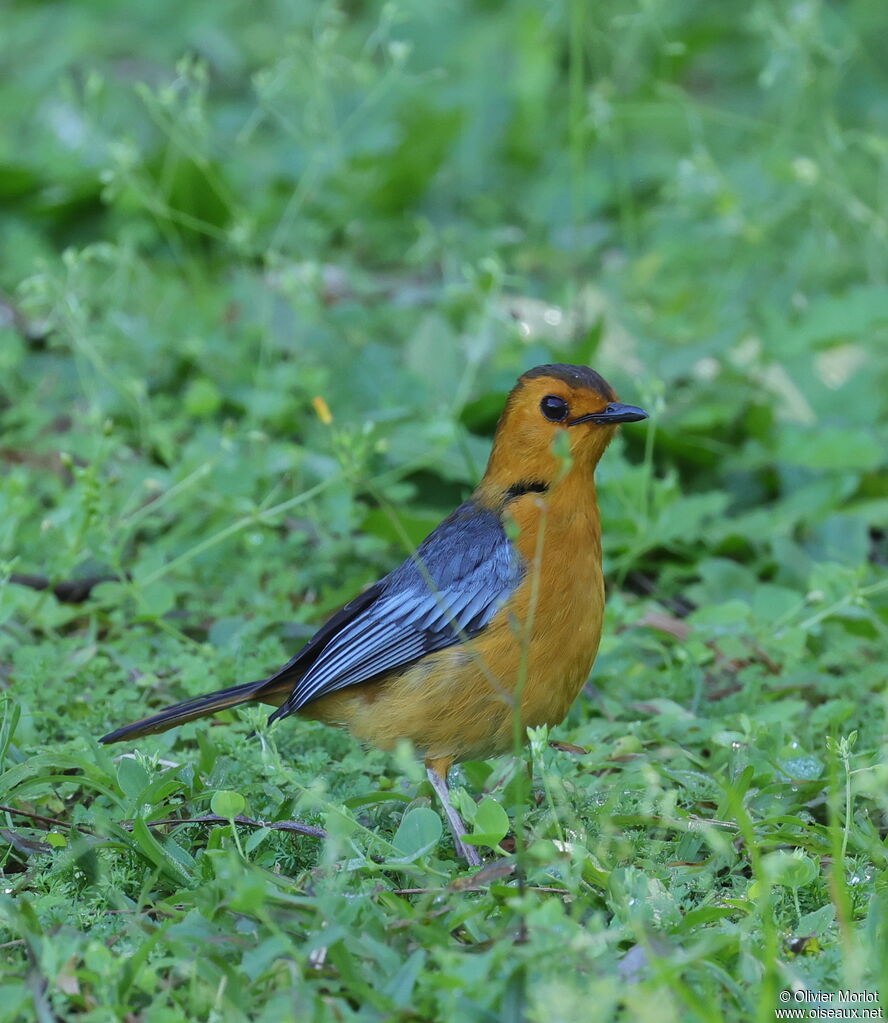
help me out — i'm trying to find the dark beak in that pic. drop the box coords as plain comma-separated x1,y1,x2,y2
570,402,649,426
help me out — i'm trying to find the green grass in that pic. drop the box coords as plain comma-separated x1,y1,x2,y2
2,1,888,1020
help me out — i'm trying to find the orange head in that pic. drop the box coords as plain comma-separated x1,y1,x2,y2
476,364,647,505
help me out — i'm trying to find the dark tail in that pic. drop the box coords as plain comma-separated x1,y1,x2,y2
99,676,291,744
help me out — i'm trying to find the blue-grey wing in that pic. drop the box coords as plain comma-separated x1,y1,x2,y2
269,501,523,719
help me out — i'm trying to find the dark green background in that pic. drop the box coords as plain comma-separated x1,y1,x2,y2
1,2,887,1020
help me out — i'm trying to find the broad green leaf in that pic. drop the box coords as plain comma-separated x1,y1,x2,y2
136,582,176,619
130,819,194,886
463,797,509,849
211,790,246,819
757,851,819,890
385,949,426,1006
391,807,443,860
797,904,836,936
117,757,149,800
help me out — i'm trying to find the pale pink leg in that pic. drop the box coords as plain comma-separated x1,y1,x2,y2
426,765,481,867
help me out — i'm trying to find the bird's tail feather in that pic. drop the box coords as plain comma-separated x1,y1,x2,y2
99,676,290,744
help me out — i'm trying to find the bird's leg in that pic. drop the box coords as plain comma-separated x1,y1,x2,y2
425,761,481,868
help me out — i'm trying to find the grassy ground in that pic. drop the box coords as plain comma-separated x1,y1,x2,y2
2,1,888,1020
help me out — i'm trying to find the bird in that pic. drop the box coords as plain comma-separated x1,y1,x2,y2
100,364,648,864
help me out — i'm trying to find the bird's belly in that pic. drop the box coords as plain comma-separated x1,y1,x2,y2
309,522,604,764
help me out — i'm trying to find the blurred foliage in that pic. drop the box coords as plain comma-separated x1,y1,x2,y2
1,0,887,1020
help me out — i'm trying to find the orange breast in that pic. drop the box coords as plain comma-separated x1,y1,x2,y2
308,477,605,764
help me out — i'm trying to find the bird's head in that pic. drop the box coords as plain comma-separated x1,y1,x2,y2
477,363,648,506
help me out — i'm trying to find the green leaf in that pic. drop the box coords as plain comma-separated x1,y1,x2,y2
343,790,413,810
384,949,426,1006
117,757,149,800
391,807,443,860
184,377,222,418
758,850,819,890
673,906,738,933
797,903,836,936
776,426,883,471
130,818,194,886
463,797,509,849
211,790,246,819
576,847,611,889
0,983,30,1018
244,827,271,854
136,582,176,619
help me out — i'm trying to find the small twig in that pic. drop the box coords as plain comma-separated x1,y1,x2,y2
103,906,182,918
390,885,570,896
0,804,327,841
1,828,52,856
127,813,327,840
0,804,98,837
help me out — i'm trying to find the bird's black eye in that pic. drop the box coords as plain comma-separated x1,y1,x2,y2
540,394,569,422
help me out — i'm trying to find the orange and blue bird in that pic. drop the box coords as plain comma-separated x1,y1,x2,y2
101,364,648,863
